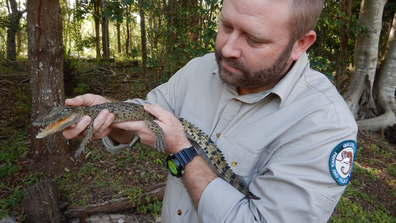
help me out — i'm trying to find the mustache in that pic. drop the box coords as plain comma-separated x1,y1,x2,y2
215,49,248,74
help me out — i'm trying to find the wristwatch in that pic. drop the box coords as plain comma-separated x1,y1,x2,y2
166,146,198,178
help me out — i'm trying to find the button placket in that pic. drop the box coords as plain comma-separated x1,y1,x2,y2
212,98,242,140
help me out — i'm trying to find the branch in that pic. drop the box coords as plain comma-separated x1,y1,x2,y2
357,110,395,131
63,182,166,218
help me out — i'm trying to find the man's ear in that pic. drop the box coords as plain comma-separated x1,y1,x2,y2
290,31,317,61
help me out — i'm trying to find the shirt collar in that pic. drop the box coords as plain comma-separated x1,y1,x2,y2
212,53,310,106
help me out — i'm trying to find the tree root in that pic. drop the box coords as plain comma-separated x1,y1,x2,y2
356,109,395,131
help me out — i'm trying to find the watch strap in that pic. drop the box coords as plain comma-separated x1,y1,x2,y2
174,146,198,167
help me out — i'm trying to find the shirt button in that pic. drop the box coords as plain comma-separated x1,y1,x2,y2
231,161,237,167
177,210,182,215
216,133,221,138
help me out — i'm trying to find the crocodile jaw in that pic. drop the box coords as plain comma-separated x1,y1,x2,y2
36,113,83,138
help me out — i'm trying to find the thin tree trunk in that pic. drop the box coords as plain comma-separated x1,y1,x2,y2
139,0,147,69
6,0,24,61
336,0,353,88
93,0,101,58
117,22,121,54
126,21,130,55
149,0,154,59
343,0,387,116
27,0,68,157
101,0,110,58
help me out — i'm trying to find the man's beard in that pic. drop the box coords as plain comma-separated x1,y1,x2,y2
215,41,294,89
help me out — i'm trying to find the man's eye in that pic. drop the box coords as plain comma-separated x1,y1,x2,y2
247,38,260,45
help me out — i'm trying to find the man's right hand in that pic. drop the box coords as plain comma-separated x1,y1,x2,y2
62,93,115,141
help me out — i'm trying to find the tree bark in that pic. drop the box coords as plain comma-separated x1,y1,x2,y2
358,10,396,130
343,0,387,116
101,0,110,58
93,0,101,58
139,0,147,70
6,0,24,61
126,21,130,55
117,22,121,53
27,0,68,157
23,180,66,223
336,0,353,88
63,182,166,218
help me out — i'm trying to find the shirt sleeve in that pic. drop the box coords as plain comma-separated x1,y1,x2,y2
198,121,357,223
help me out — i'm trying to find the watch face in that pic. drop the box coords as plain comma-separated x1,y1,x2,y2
168,159,179,175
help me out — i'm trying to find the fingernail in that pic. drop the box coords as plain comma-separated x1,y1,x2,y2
82,116,91,123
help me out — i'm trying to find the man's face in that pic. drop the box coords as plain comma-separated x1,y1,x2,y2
215,0,295,93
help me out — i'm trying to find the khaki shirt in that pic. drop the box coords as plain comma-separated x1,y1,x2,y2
103,53,358,222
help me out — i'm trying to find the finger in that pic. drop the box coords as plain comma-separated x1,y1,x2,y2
111,120,147,132
144,104,173,121
62,115,91,139
91,110,115,139
112,121,156,148
65,94,92,106
65,94,110,107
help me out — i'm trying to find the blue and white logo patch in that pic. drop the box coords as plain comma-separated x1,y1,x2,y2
329,140,356,186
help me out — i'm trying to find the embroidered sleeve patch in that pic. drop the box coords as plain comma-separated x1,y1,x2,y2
329,140,357,186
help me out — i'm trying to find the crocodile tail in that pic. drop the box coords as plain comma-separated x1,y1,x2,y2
177,116,260,200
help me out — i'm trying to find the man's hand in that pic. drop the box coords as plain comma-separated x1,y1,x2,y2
112,104,192,154
62,94,115,140
62,95,190,155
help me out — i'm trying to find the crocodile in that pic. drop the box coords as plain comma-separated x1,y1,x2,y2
33,102,260,200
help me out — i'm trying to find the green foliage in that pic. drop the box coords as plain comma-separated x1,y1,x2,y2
309,56,334,80
0,131,27,178
385,164,396,177
0,130,45,219
74,83,91,94
330,183,396,222
139,197,162,219
0,186,24,219
308,0,366,84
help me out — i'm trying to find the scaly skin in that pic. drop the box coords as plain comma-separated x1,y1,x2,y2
33,102,260,200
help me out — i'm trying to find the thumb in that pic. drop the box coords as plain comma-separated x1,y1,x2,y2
144,104,171,120
65,94,110,107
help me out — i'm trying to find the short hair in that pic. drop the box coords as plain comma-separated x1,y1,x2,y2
288,0,324,42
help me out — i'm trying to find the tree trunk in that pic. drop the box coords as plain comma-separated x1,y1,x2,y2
93,0,101,58
6,0,24,61
101,0,110,58
139,0,147,70
23,180,66,223
358,10,396,130
149,0,154,59
27,0,68,157
126,21,130,55
343,0,387,116
336,0,353,88
117,22,121,54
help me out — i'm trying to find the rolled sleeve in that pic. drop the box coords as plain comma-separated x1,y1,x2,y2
102,135,129,154
198,178,247,223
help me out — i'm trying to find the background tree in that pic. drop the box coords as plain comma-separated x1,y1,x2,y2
342,0,394,131
138,0,147,69
100,0,110,58
6,0,24,61
27,0,68,157
93,0,101,58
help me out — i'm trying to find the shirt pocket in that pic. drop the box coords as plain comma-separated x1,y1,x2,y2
216,135,266,185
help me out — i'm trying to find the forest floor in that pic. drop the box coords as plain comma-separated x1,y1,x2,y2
0,59,396,222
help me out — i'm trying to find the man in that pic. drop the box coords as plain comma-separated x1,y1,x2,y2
63,0,358,222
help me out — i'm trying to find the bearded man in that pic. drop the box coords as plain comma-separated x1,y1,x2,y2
63,0,357,222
